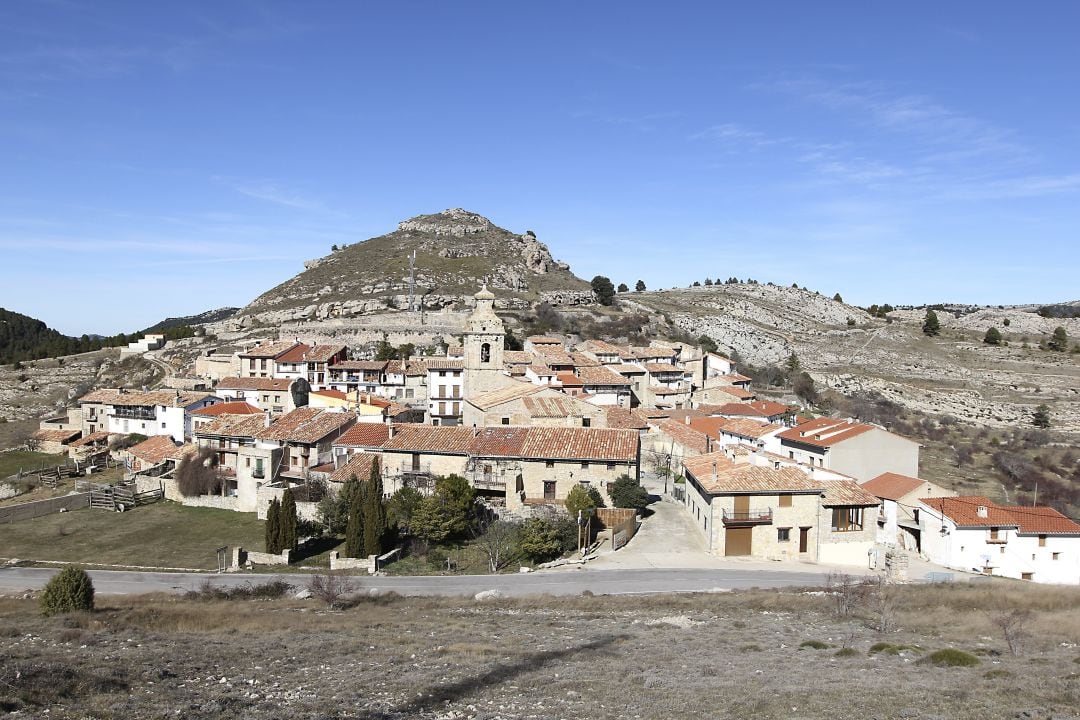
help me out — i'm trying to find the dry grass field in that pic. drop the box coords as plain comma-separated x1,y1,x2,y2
2,581,1079,719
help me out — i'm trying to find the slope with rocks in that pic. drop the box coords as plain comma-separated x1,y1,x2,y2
631,284,1080,433
237,209,591,326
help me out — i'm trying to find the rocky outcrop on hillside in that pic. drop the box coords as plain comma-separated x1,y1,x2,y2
239,209,586,325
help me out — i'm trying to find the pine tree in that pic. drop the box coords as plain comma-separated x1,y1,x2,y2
1032,404,1051,429
984,327,1003,346
345,491,364,558
833,293,843,303
617,282,629,293
265,498,281,554
635,279,646,292
785,352,801,375
922,309,940,337
279,488,298,552
362,457,386,556
1048,326,1068,352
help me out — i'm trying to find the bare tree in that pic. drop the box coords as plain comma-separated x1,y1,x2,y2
308,572,358,609
825,571,866,618
474,519,521,574
992,608,1033,656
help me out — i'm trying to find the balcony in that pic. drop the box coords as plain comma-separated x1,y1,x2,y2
472,477,507,491
721,508,773,526
986,534,1007,544
111,407,156,421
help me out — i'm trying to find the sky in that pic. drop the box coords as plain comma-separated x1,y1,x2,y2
2,1,1079,335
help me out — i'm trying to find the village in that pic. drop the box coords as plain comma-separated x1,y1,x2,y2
19,285,1080,585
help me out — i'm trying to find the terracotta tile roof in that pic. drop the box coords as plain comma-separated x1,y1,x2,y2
576,365,632,386
78,389,214,408
217,376,294,392
613,363,646,374
652,387,690,396
355,393,391,409
329,452,379,484
604,407,649,430
523,395,587,418
922,496,1080,534
333,423,392,448
716,401,790,418
425,359,464,371
503,351,533,365
386,402,413,417
254,407,355,444
527,336,564,345
703,387,757,402
239,340,301,359
518,427,639,462
656,419,712,455
920,496,1018,528
128,435,180,466
276,343,345,363
469,427,531,456
191,401,263,417
330,360,388,371
723,419,783,439
578,339,624,355
719,373,752,383
820,479,880,507
527,364,556,376
195,414,269,438
31,428,81,444
644,363,684,374
684,452,822,494
569,352,601,368
381,425,475,454
468,381,544,410
69,430,110,447
862,472,926,501
777,417,877,449
447,346,464,357
556,373,584,387
1000,505,1080,535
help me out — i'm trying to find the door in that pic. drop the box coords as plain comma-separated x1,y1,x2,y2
733,495,749,520
483,464,493,484
799,527,810,553
725,527,753,556
544,481,556,500
411,453,420,472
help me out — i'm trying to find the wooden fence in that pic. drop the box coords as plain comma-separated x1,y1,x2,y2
593,507,639,550
0,492,90,524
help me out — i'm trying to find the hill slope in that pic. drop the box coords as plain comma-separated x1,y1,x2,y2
239,208,591,324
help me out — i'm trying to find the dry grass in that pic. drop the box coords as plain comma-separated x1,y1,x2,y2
2,583,1079,718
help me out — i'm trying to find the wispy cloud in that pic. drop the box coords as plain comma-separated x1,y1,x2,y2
689,122,787,150
215,177,330,212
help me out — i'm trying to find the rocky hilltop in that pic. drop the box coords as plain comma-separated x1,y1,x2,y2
238,209,592,326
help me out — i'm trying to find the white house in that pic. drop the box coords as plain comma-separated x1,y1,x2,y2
426,358,464,426
77,388,220,443
919,496,1080,584
861,472,956,551
775,417,920,482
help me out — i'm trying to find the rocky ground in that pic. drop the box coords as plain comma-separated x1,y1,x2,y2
1,583,1079,719
631,285,1080,434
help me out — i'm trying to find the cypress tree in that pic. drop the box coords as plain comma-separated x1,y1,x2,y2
345,492,364,558
265,498,281,554
279,488,298,553
922,309,940,337
363,457,386,556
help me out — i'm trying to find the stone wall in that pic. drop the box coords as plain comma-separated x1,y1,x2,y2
328,551,376,573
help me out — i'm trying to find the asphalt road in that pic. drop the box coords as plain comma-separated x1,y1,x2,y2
0,566,836,598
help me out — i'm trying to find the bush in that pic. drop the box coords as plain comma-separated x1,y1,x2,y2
918,649,980,667
608,474,650,510
799,640,830,650
984,327,1002,345
187,578,294,601
922,309,940,336
518,517,564,562
565,484,597,520
176,447,222,497
40,565,95,616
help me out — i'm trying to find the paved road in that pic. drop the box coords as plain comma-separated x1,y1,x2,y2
0,565,838,598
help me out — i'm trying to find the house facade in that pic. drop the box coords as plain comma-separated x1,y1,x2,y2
776,417,920,482
861,472,957,551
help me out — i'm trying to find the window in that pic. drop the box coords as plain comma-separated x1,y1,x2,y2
1039,535,1047,547
778,493,792,508
260,359,267,370
582,417,591,428
274,395,281,403
439,370,446,377
249,359,256,370
501,417,510,425
581,461,590,469
1021,573,1034,581
245,457,251,468
788,451,795,459
777,528,791,542
831,507,864,532
606,462,616,471
1053,552,1061,560
452,402,460,416
262,395,270,402
161,422,166,429
545,460,554,468
480,343,491,363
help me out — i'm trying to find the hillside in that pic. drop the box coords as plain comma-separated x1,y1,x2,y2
628,284,1080,432
0,308,133,364
238,209,591,325
143,307,239,333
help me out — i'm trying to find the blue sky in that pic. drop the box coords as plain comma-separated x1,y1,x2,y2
2,1,1079,335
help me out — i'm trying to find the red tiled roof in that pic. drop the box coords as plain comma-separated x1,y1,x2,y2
716,401,790,418
127,435,180,466
522,395,588,418
78,389,214,408
684,453,822,494
381,425,475,454
69,430,110,447
517,427,638,462
329,452,379,484
311,389,348,401
922,496,1080,534
569,352,601,368
556,373,584,387
31,428,81,444
239,340,301,359
862,472,926,501
276,343,345,363
191,401,263,417
469,427,532,457
334,423,392,448
656,419,712,455
613,363,646,375
503,351,533,365
195,414,269,438
527,364,556,376
468,381,544,410
425,359,464,371
644,363,683,374
576,365,632,386
217,377,294,392
777,417,877,449
254,407,355,444
820,479,880,507
527,336,564,345
604,407,649,430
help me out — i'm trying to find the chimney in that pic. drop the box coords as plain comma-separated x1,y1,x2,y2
685,414,691,425
388,424,396,439
976,505,988,518
712,461,718,485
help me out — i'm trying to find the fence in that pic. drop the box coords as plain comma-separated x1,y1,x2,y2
0,492,90,524
593,507,639,551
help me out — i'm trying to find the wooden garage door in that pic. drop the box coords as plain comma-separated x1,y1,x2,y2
725,527,753,556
